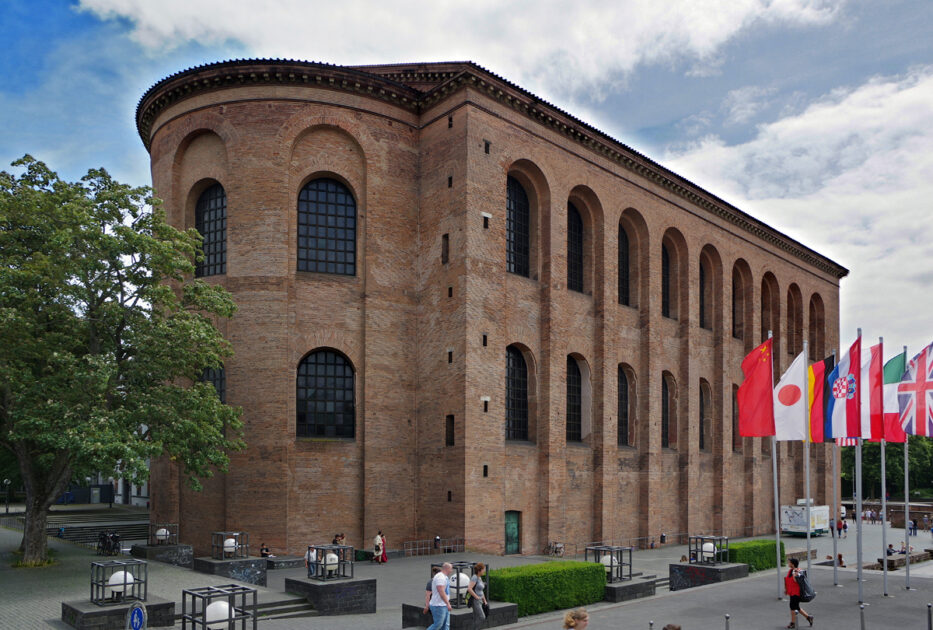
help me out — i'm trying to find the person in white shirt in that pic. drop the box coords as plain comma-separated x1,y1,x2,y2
374,532,383,563
427,562,452,630
304,545,317,577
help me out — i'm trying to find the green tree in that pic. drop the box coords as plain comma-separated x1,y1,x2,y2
0,156,242,565
840,437,933,499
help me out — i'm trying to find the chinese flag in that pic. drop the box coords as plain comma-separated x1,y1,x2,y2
738,339,776,437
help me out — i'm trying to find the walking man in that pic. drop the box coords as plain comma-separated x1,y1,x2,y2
427,562,453,630
784,558,813,628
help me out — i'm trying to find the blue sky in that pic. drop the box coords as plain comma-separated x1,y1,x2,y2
2,0,932,358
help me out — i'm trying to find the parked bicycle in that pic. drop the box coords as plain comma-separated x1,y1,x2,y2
96,531,121,556
544,541,565,557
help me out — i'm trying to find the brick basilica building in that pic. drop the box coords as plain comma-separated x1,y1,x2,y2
137,59,847,556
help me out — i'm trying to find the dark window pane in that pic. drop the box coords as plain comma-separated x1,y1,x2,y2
297,179,356,276
661,377,670,448
296,350,355,438
566,356,582,442
507,176,530,277
195,184,227,277
567,203,584,292
618,368,629,446
661,244,672,318
506,346,529,440
619,226,630,306
201,367,226,404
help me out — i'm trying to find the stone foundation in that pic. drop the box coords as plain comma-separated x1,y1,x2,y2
130,543,193,568
193,556,267,586
61,596,174,629
402,601,518,629
604,576,657,602
285,576,376,615
669,562,749,591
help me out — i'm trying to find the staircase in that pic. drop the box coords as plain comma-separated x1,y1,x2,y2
175,597,316,622
41,509,150,549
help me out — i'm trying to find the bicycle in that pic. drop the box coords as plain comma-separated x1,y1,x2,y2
543,541,565,557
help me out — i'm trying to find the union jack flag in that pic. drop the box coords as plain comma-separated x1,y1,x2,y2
899,343,933,437
836,437,859,446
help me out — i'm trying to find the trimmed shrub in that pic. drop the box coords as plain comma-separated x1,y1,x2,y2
728,540,785,572
488,561,605,616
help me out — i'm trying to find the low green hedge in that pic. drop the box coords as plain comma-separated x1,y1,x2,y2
488,561,605,616
728,540,785,572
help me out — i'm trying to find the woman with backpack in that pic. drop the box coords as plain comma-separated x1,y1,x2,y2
784,558,813,628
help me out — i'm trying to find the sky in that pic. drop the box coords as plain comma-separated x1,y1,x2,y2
2,0,932,359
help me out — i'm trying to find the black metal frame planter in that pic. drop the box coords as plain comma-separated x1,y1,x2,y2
585,544,633,583
309,544,354,581
430,561,488,609
181,584,257,630
688,535,729,565
90,559,148,606
149,523,178,546
211,532,249,560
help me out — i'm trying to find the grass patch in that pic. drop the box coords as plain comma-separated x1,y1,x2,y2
10,547,58,568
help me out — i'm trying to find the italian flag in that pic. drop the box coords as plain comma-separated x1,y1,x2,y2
882,350,907,443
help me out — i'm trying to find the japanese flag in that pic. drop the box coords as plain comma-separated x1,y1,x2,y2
774,352,808,441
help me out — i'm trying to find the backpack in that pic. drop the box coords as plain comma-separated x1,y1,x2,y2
796,569,816,602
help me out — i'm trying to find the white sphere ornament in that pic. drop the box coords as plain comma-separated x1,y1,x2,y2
107,570,133,592
205,600,231,630
449,572,471,597
600,554,618,572
702,542,715,561
223,538,237,554
155,528,170,542
325,552,339,571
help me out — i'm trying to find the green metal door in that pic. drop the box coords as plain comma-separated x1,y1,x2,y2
504,511,521,554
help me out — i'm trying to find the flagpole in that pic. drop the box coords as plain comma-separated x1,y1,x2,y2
770,330,782,600
904,345,912,591
803,340,811,574
831,348,840,587
856,329,863,604
880,336,889,596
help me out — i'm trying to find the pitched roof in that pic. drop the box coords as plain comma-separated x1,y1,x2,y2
137,59,848,279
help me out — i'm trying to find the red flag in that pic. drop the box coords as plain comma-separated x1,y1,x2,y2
808,355,834,442
738,339,775,437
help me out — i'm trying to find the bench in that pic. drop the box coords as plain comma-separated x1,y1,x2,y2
876,551,932,570
786,548,817,564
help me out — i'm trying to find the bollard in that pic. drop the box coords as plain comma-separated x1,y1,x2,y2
649,622,654,630
927,603,931,630
724,613,731,630
860,603,866,630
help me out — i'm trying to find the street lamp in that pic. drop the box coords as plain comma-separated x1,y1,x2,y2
3,479,10,514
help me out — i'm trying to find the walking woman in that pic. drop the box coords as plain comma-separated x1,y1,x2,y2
468,562,488,629
784,558,813,628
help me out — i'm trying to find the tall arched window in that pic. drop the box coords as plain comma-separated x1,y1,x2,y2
195,183,227,277
566,356,582,442
808,294,825,360
699,259,712,329
732,384,742,452
202,367,226,404
787,284,803,356
699,380,712,451
296,349,355,438
661,373,677,449
618,365,635,446
297,178,356,275
506,176,530,277
661,244,672,318
506,345,529,441
732,266,743,339
618,226,631,306
567,203,584,292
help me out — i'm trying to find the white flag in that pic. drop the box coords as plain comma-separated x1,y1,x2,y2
774,352,808,441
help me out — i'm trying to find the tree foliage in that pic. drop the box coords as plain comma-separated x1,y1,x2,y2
840,437,933,498
0,156,242,563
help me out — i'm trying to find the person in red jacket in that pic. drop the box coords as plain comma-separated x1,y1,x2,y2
784,558,813,628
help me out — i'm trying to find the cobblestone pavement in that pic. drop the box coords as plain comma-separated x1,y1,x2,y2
3,518,933,629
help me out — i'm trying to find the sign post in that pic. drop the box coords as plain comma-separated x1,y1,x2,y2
125,601,147,630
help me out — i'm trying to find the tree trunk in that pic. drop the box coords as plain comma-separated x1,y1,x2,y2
21,495,51,565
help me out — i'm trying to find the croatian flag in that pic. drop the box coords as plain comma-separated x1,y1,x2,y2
825,337,861,439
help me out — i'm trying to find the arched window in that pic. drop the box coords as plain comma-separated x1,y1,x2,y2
732,266,743,339
761,273,780,359
661,244,672,318
618,225,631,306
297,178,356,275
296,349,355,438
661,373,677,449
506,176,530,277
506,345,529,441
732,384,742,452
567,202,584,292
566,356,582,442
787,285,803,356
194,183,226,277
808,294,825,360
618,365,635,447
699,259,712,329
699,379,712,451
202,367,225,404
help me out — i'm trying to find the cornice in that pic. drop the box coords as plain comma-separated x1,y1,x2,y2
136,59,848,279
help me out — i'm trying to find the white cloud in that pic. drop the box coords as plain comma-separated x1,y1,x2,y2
78,0,844,102
664,67,933,355
722,85,776,124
